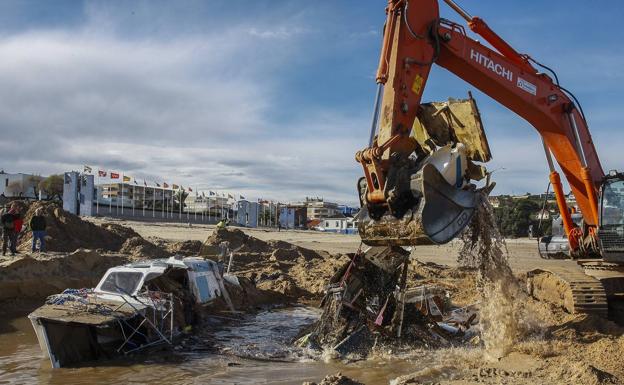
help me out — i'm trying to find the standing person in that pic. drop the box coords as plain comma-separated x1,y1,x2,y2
30,208,47,252
1,207,15,256
11,206,23,254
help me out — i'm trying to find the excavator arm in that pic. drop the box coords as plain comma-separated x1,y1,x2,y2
357,0,605,252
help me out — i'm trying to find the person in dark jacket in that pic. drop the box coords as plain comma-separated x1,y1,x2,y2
1,207,16,256
30,208,46,252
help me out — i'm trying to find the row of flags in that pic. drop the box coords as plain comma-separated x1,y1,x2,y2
84,165,245,199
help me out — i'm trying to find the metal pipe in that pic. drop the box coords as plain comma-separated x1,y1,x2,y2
442,0,472,22
567,110,599,224
581,166,600,226
568,111,588,167
541,138,555,172
549,171,576,249
368,83,383,146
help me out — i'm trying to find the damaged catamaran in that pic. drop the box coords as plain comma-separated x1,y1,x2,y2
29,256,237,368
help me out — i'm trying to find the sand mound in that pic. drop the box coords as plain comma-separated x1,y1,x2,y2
166,240,203,256
100,223,141,240
0,249,128,303
15,202,165,258
200,228,347,299
120,236,167,259
203,228,271,252
16,202,128,252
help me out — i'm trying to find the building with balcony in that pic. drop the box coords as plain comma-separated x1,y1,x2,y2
305,197,341,220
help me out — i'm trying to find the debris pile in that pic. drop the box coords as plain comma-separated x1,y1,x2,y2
299,246,478,358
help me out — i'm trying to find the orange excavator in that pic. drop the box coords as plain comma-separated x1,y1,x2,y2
356,0,624,318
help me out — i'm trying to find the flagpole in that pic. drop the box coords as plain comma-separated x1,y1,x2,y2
121,173,124,216
116,177,119,215
96,172,99,215
132,182,135,217
152,185,155,218
143,183,146,217
179,188,182,220
109,176,112,216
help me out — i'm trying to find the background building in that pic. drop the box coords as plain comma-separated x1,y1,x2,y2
305,197,341,220
0,171,44,199
319,217,357,234
279,205,307,229
236,200,259,227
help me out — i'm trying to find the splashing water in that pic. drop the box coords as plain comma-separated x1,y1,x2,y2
458,195,537,360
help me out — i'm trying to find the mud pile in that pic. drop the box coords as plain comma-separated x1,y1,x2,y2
15,201,166,257
0,249,128,303
200,228,348,299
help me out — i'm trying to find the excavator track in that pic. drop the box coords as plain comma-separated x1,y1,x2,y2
527,262,609,318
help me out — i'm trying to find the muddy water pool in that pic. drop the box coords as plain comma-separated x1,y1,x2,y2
0,306,469,384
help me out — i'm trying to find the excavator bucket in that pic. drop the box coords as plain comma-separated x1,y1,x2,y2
358,163,479,246
419,163,478,243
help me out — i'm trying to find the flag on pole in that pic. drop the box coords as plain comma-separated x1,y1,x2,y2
134,179,138,185
188,187,192,192
83,165,92,174
163,182,169,188
209,191,215,196
123,176,131,182
240,195,245,200
98,170,107,177
143,180,147,186
228,193,233,199
111,172,120,179
155,182,161,187
172,184,179,190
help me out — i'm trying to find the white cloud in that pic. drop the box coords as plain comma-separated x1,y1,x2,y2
0,17,367,204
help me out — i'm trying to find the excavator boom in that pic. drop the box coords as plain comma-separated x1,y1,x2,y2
357,0,624,319
357,0,605,251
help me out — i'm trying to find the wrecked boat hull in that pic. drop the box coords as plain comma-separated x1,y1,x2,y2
29,256,236,368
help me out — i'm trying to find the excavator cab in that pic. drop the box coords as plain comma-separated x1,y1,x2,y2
598,171,624,262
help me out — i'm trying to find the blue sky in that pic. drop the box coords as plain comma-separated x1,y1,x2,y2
0,1,622,204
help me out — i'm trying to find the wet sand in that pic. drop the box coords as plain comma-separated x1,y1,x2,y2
2,221,623,385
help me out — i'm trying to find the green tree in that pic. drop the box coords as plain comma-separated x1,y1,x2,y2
494,199,541,237
38,174,64,200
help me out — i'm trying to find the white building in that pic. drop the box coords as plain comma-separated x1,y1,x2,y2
318,217,357,234
185,194,232,219
0,171,45,199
